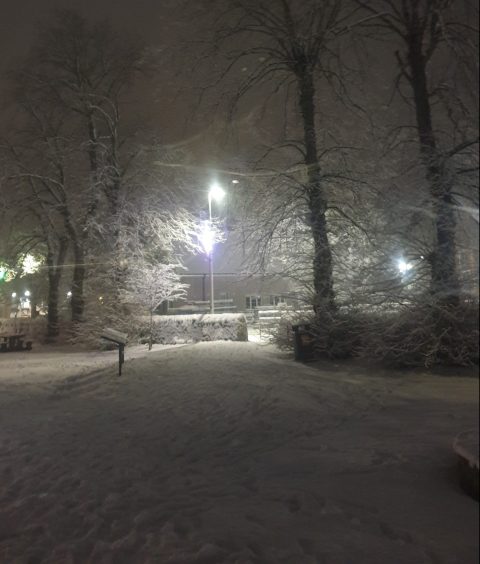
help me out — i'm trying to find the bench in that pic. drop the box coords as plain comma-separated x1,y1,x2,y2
0,333,32,353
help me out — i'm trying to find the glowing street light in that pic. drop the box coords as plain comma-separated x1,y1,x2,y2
205,183,226,314
199,220,215,255
397,258,412,275
24,290,31,297
208,182,225,220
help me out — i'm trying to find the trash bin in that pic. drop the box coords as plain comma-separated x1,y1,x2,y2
292,323,315,361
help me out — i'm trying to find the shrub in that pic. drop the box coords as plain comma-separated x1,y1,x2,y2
269,310,314,349
272,298,479,368
137,313,248,345
360,300,479,368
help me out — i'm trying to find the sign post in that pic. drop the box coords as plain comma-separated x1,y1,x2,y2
101,328,128,376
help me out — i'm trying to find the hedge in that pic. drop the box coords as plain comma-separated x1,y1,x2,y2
138,313,248,344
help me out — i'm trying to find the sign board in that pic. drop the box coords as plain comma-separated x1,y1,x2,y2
101,327,128,345
101,327,128,375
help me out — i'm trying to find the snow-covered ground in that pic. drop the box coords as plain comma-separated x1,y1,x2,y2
0,342,478,563
0,343,185,385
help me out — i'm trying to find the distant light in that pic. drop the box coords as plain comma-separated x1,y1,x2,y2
397,259,412,274
67,291,72,297
198,220,215,255
24,290,31,297
231,179,239,184
99,296,103,301
11,292,17,298
22,254,41,274
209,182,225,202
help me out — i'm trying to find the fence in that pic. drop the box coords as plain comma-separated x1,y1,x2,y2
256,305,284,337
167,299,237,315
0,317,48,341
254,305,313,340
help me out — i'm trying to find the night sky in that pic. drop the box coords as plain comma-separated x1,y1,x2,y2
0,1,216,152
1,2,476,181
0,0,302,170
0,0,179,63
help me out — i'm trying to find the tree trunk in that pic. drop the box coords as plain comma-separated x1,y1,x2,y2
46,237,68,341
46,280,59,339
298,68,335,312
407,31,460,303
149,309,153,351
430,186,459,301
70,243,85,322
61,206,86,323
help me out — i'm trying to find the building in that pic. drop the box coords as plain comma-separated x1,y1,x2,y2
167,232,303,315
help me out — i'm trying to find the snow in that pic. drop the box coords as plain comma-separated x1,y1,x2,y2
0,341,478,563
0,344,182,385
144,314,248,344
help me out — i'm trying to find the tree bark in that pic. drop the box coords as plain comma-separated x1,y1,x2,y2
60,206,86,323
149,309,153,351
70,243,86,323
407,29,460,303
298,68,335,312
46,237,68,341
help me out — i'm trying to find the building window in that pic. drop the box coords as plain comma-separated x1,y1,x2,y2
245,295,261,309
269,295,285,306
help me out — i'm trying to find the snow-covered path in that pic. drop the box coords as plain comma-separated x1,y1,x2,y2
0,342,478,563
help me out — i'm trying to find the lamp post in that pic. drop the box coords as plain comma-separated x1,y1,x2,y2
207,183,225,314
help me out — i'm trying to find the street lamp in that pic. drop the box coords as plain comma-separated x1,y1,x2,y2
208,183,225,220
397,258,412,275
207,183,225,314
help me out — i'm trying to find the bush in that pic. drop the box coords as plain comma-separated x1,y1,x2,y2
309,309,375,360
272,298,479,368
270,310,314,350
360,300,479,368
137,313,249,345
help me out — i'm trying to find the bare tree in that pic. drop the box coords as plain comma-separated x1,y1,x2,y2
72,189,197,346
1,129,71,339
3,9,201,343
123,263,187,350
12,9,146,321
355,0,479,304
197,0,365,313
